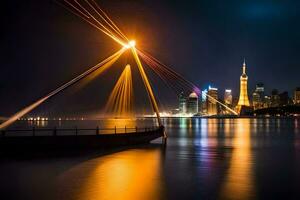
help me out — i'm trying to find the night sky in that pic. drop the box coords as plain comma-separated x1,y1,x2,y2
0,0,299,116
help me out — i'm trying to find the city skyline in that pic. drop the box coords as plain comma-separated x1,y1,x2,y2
175,59,299,116
198,58,299,99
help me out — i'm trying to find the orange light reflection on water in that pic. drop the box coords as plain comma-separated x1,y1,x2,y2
59,149,163,200
220,118,255,200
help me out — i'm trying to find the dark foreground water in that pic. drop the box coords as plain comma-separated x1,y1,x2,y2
1,118,300,200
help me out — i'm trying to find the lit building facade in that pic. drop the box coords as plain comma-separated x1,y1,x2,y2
200,89,208,115
207,87,218,115
224,89,233,105
252,92,261,110
179,92,187,114
252,83,265,110
294,87,300,105
263,96,271,108
237,59,250,112
187,92,198,115
255,83,265,94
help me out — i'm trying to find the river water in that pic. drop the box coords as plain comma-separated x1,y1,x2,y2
1,118,300,200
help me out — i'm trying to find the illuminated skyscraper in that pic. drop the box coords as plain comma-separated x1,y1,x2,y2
255,83,265,94
224,89,233,105
223,89,233,114
201,89,208,114
179,92,187,114
207,87,218,115
252,83,265,110
252,92,261,110
263,96,271,108
294,87,300,105
237,59,250,111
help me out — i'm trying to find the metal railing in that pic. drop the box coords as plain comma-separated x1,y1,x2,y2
0,126,159,137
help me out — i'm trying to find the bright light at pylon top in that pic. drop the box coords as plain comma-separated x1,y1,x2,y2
124,40,136,49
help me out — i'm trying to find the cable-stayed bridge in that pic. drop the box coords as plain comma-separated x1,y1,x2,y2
0,0,237,133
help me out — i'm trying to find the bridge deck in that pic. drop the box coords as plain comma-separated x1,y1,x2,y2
0,126,164,152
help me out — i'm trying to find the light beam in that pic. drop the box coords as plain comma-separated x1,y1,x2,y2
130,45,163,131
105,64,134,118
0,48,126,130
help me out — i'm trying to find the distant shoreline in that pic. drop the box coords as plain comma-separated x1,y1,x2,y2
146,116,300,119
0,116,299,124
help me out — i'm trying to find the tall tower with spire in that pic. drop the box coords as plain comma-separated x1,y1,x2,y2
237,59,250,111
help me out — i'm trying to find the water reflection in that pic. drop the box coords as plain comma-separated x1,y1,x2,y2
220,118,255,200
2,118,300,200
224,119,231,136
59,149,163,200
295,119,299,134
